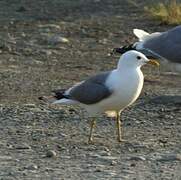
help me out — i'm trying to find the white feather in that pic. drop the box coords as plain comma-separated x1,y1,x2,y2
52,98,78,105
133,29,150,41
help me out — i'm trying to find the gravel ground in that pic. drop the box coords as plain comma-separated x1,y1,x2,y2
0,0,180,179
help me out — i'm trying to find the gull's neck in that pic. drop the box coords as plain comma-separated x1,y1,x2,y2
117,64,142,73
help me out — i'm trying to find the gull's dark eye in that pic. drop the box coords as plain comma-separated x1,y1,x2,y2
137,56,141,60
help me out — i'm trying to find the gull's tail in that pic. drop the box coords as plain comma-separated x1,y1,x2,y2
39,89,77,105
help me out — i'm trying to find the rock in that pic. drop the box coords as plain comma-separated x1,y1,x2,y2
25,164,38,170
24,104,36,108
157,154,181,162
35,60,44,65
16,6,27,12
95,168,103,172
149,95,181,105
15,144,31,150
99,150,111,156
45,168,54,172
110,160,117,166
38,24,61,30
98,38,108,44
48,34,69,45
31,108,45,113
8,57,16,62
21,32,26,37
0,155,12,160
128,156,146,161
41,49,52,56
130,163,136,167
23,112,34,121
46,150,57,158
158,138,168,144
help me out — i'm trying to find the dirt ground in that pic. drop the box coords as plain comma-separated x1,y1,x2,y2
0,0,180,179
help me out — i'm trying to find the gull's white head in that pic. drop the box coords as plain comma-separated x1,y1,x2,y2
117,50,159,69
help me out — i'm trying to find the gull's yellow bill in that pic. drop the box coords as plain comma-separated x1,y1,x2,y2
148,59,160,66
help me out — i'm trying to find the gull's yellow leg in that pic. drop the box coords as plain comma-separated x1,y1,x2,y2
88,118,96,143
116,111,122,142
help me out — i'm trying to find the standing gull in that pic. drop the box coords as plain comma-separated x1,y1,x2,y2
39,50,159,143
114,25,181,73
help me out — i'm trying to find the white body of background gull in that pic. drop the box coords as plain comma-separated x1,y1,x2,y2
115,25,181,73
39,50,159,143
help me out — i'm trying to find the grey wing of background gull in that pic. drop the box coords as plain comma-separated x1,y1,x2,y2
141,25,181,63
67,71,113,105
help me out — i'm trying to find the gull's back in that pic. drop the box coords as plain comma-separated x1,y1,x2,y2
143,25,181,64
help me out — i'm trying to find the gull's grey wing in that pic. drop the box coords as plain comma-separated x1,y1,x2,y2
142,25,181,63
66,71,113,105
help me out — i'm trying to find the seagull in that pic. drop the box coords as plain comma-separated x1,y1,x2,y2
39,50,159,143
113,25,181,73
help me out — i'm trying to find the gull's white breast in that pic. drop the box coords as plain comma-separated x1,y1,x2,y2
86,68,144,115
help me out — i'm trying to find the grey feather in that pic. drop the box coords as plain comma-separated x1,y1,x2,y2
67,71,113,104
142,25,181,63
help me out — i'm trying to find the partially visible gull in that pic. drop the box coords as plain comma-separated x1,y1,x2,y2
114,25,181,73
39,50,159,143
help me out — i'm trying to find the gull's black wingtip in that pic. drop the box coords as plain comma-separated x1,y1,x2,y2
38,96,44,100
112,44,135,55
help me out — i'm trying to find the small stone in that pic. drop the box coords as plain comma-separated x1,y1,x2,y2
99,150,111,156
46,150,57,158
9,57,16,62
48,34,69,45
23,112,34,121
0,155,12,160
16,6,27,12
95,168,103,172
98,38,108,44
130,163,136,167
45,168,54,172
21,32,26,37
129,156,146,161
157,154,181,162
35,60,44,65
42,50,52,56
24,104,36,108
31,108,44,113
26,164,38,170
38,24,60,30
15,144,31,150
110,160,117,166
159,138,168,144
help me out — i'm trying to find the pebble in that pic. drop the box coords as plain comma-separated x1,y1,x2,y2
24,104,36,108
99,150,111,156
0,155,12,160
38,24,61,30
157,154,181,162
46,150,57,158
15,144,31,150
41,49,52,56
16,6,27,12
25,164,38,170
130,163,136,167
45,168,54,172
31,108,45,113
23,112,34,121
48,34,69,45
128,156,146,161
110,160,117,166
